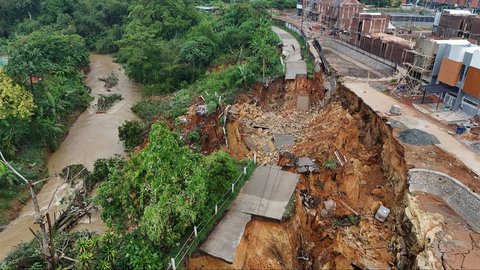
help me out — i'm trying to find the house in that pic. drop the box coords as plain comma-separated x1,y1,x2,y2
328,0,364,30
428,0,479,8
350,12,390,45
424,41,480,115
305,0,320,21
349,13,413,65
433,9,480,44
318,0,335,25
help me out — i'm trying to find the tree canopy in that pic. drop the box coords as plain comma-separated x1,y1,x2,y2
0,69,35,119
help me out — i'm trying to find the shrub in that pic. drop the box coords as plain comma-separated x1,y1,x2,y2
118,120,146,152
323,158,337,170
131,99,166,121
84,156,124,192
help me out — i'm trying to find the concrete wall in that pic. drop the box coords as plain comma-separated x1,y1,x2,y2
408,168,480,233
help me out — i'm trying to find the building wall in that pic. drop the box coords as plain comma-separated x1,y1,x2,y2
326,0,364,30
463,67,480,98
437,57,463,86
350,13,389,46
352,35,411,65
430,0,480,7
434,14,480,44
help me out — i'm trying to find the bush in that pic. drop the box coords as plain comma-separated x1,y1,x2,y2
323,158,338,170
84,156,124,192
131,99,166,121
118,120,146,152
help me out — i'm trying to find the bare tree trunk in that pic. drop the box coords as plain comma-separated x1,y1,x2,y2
1,151,57,269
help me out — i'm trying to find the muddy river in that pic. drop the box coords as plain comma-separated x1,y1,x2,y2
0,54,141,260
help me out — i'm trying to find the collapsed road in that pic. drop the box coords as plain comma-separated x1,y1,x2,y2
183,18,480,270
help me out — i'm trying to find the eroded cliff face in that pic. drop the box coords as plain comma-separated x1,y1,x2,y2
188,77,479,270
187,78,423,269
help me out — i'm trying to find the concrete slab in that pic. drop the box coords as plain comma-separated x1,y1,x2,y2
272,26,307,80
200,211,251,263
243,137,257,151
297,96,309,111
273,134,295,148
286,61,307,80
230,165,299,220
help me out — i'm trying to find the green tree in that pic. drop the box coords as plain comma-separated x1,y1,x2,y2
118,120,146,152
0,69,35,119
6,30,89,83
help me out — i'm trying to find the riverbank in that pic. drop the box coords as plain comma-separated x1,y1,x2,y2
0,54,141,260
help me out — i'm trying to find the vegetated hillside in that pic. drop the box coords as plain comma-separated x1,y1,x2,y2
1,1,284,269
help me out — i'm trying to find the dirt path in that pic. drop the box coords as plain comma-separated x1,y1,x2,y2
0,54,141,260
344,81,480,178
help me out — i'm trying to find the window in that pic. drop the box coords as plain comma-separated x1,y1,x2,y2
357,33,361,41
358,21,363,32
381,43,387,52
463,97,478,107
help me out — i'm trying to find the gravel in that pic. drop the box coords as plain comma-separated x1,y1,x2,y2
398,129,440,146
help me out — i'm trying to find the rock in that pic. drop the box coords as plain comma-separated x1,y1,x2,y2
273,134,295,148
320,209,329,218
296,157,320,174
261,143,274,153
195,105,208,116
324,199,336,212
243,137,257,151
371,186,383,196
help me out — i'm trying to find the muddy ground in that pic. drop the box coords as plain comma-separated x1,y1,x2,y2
185,75,406,269
182,72,480,269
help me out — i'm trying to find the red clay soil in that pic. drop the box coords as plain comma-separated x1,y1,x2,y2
189,76,399,269
187,74,480,270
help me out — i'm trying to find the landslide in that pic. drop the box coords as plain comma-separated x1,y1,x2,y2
188,77,419,269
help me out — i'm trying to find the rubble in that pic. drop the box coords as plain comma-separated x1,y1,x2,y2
323,199,336,212
296,157,320,174
398,129,440,146
273,134,295,148
195,105,208,116
300,189,320,209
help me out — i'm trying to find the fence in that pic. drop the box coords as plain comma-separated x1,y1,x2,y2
166,155,257,270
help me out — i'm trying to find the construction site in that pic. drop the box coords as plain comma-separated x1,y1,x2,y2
177,20,480,270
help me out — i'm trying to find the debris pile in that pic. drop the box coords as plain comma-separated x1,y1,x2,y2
300,189,320,209
296,157,320,174
398,129,440,146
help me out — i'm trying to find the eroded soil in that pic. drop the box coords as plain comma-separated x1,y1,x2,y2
186,74,480,269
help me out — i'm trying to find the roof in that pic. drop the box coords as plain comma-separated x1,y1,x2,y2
422,83,457,94
333,0,362,7
358,12,383,15
371,33,414,48
434,39,472,45
443,9,474,16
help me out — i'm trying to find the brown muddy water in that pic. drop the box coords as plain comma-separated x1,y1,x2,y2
0,54,141,260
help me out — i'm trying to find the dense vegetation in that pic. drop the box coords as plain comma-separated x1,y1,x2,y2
2,0,281,268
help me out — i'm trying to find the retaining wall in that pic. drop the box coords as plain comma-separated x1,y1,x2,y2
408,168,480,233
